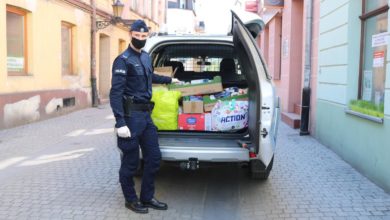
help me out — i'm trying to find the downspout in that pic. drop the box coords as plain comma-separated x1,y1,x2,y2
300,0,313,135
90,0,99,107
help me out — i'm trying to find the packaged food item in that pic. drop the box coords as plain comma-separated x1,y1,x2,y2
203,87,248,112
168,76,223,96
203,94,248,112
204,113,212,131
178,114,205,131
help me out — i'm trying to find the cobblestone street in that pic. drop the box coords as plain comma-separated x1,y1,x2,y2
0,105,389,220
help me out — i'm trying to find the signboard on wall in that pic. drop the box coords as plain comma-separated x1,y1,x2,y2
373,51,385,68
7,56,24,72
264,0,284,7
371,32,389,47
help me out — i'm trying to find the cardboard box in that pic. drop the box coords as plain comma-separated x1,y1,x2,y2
154,66,173,77
203,94,249,112
183,101,204,113
178,114,205,131
168,76,223,96
152,85,168,89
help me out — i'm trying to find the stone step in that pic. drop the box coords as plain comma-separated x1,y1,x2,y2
294,103,302,115
281,112,301,129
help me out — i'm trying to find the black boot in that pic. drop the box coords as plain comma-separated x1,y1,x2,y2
141,198,168,210
125,200,148,214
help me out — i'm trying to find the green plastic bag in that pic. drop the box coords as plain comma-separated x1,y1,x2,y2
151,89,181,130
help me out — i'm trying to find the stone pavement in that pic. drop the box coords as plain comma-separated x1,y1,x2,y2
0,105,389,220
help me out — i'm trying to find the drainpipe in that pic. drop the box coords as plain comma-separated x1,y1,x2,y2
90,0,99,107
300,0,313,135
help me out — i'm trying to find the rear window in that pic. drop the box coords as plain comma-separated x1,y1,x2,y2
170,57,240,73
151,44,242,73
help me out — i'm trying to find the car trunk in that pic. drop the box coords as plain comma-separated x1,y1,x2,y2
142,11,277,167
148,41,259,149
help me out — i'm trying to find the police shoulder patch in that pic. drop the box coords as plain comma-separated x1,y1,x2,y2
114,69,126,75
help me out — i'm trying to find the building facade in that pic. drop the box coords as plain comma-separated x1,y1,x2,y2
124,0,167,34
257,0,319,134
316,0,390,191
257,0,389,191
0,0,166,129
165,0,197,34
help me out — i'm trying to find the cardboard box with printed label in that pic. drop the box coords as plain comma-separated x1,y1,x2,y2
168,76,223,96
178,114,205,131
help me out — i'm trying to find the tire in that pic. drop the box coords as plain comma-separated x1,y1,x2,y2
249,156,274,180
134,159,144,177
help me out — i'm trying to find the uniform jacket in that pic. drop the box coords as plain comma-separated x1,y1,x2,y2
110,45,172,128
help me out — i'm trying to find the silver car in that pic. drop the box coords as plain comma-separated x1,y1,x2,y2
141,11,280,179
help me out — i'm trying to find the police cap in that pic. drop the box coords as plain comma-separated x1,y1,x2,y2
130,19,149,33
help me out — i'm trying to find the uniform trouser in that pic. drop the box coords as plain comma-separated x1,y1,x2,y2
117,111,161,202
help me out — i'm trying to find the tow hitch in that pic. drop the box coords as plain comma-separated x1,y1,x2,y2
180,158,199,170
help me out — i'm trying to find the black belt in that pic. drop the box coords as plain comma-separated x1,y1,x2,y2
128,103,154,111
123,101,154,116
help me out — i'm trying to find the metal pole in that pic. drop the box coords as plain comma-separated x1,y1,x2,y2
300,0,313,136
91,0,99,107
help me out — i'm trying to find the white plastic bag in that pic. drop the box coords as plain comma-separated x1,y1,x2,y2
211,100,248,131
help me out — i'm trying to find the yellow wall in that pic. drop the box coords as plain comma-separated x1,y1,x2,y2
1,0,89,93
0,0,130,95
0,0,133,128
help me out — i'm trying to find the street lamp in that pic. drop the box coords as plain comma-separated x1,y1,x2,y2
96,0,125,30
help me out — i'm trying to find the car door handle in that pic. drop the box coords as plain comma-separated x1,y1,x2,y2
260,128,268,138
261,106,270,110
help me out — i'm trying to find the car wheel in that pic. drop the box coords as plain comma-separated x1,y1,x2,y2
249,156,274,180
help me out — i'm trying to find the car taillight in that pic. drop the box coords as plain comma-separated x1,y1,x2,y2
249,152,257,158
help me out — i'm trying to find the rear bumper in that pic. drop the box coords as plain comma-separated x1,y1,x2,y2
160,146,250,162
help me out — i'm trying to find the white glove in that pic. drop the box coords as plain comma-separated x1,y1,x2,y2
171,78,180,84
116,126,131,138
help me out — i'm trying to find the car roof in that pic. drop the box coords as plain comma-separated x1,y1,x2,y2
144,35,233,52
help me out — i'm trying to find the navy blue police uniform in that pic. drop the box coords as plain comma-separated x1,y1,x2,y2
109,21,172,205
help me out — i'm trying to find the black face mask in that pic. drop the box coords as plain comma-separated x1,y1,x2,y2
131,38,146,49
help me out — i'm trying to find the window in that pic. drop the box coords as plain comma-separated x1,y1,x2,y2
170,57,239,73
168,1,178,9
151,0,155,20
179,0,186,9
131,0,137,10
63,97,76,107
6,5,28,75
356,0,389,117
171,57,222,72
61,22,73,75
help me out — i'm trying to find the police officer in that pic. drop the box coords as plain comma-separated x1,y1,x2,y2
109,19,179,214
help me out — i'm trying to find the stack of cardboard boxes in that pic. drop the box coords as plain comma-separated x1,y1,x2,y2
167,76,248,131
